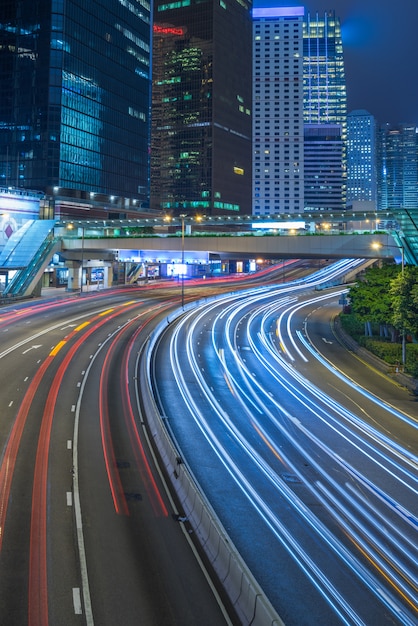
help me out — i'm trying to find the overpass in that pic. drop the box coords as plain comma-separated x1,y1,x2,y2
1,208,417,297
60,231,406,261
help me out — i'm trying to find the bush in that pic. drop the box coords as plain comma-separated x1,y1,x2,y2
339,313,364,340
359,337,401,363
340,313,418,378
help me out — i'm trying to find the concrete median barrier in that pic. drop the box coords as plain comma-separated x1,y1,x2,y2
140,319,284,626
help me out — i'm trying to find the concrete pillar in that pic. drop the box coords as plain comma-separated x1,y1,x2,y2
104,266,112,288
66,261,81,291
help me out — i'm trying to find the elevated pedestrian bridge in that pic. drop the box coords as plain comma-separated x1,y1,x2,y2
57,208,417,265
60,230,407,261
1,209,417,298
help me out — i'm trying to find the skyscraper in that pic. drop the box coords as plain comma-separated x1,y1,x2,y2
346,110,377,208
303,11,347,130
377,123,418,210
303,123,344,211
303,10,347,211
251,5,347,215
151,0,252,215
0,0,151,214
252,6,305,216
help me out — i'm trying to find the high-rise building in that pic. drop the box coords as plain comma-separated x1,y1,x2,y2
303,10,347,211
252,6,305,216
303,124,344,211
151,1,252,216
0,0,151,214
251,5,347,215
303,11,347,130
377,123,418,210
346,110,377,208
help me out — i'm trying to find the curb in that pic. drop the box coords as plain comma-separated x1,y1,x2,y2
333,317,418,395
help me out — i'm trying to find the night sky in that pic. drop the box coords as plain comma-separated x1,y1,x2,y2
256,1,418,126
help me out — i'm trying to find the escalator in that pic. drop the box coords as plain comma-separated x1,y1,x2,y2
392,208,418,265
0,220,61,298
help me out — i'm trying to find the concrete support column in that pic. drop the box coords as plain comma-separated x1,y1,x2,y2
66,261,81,291
104,265,113,288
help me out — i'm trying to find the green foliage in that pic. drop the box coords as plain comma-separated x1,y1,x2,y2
348,264,400,324
390,265,418,338
122,226,154,235
344,263,418,378
339,313,364,340
358,337,418,378
358,337,401,361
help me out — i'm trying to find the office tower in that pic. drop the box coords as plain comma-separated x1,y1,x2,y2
252,6,305,216
303,10,347,210
304,124,344,211
151,2,252,215
377,123,418,210
0,0,151,214
251,6,347,215
346,110,377,208
303,11,347,129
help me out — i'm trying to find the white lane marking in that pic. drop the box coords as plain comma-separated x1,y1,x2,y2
72,588,82,614
22,344,42,354
66,492,73,506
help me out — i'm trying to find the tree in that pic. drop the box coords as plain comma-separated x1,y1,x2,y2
348,264,399,336
390,266,418,338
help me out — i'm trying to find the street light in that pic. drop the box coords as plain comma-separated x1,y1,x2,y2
68,222,86,293
179,213,187,307
371,240,406,366
79,224,85,294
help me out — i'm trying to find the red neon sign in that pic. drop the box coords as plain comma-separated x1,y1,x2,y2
153,25,185,36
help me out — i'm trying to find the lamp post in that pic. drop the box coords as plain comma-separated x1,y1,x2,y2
80,224,85,294
180,213,187,307
400,245,406,367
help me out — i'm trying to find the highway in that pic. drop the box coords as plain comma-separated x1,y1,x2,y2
0,286,242,626
151,262,418,626
0,262,416,626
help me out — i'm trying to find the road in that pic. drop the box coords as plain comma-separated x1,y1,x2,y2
0,286,240,626
151,266,418,625
1,262,416,626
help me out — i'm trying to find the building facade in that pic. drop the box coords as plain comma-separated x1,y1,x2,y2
0,0,151,213
304,124,344,211
346,110,377,208
303,10,347,211
377,123,418,210
252,5,305,216
251,6,347,215
303,11,347,129
151,0,252,216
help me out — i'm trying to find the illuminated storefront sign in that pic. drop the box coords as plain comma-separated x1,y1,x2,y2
153,25,185,36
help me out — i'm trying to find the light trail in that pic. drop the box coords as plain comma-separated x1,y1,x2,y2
155,259,418,625
168,316,365,625
27,302,143,624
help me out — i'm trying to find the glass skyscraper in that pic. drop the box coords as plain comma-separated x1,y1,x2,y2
303,11,347,130
303,11,347,211
0,0,151,211
346,110,377,208
378,123,418,210
303,124,344,211
151,0,252,215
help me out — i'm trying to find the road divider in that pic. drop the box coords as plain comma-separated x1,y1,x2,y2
141,307,284,626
